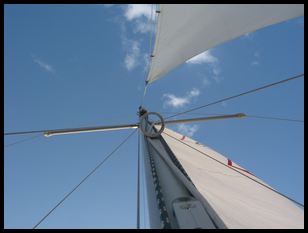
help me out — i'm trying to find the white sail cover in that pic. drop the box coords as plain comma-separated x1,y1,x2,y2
161,128,304,229
147,4,304,84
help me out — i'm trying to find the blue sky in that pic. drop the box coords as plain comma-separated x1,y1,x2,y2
4,4,304,229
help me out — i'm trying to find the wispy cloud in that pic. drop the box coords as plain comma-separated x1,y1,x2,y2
221,101,228,107
143,52,151,72
186,50,218,65
163,94,190,108
250,51,260,66
119,21,142,71
33,57,55,73
117,5,156,71
176,124,199,137
242,32,255,40
186,50,222,83
188,88,200,97
125,4,153,21
124,4,156,34
102,4,114,8
124,40,141,71
203,77,211,86
133,19,154,34
163,88,200,109
196,72,211,87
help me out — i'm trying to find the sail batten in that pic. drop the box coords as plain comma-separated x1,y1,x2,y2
147,4,304,84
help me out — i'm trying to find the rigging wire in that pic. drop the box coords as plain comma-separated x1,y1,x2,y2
32,129,138,229
162,131,304,208
164,73,304,120
246,115,304,123
161,112,304,123
137,129,141,229
5,130,48,136
4,134,41,148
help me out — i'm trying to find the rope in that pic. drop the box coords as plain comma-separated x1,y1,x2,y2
246,115,303,123
32,129,137,229
163,131,304,208
141,84,148,106
164,73,304,120
5,130,47,136
5,134,41,148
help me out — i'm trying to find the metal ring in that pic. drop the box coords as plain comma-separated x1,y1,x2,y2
140,112,165,138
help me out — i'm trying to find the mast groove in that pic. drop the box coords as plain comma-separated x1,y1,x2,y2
147,141,172,229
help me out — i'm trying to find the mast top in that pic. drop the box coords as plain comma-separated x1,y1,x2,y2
138,106,148,117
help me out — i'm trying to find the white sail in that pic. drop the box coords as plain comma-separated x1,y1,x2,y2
147,4,304,84
161,127,304,229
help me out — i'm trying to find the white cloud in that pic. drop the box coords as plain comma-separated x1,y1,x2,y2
242,32,255,40
102,4,114,8
187,50,222,83
163,94,190,108
119,22,142,71
124,4,156,34
33,58,55,73
124,4,155,33
115,5,156,73
188,88,200,97
212,66,220,75
125,4,153,21
221,101,228,107
163,88,200,109
143,53,151,72
186,50,218,64
212,73,223,83
196,72,211,87
134,19,154,33
203,77,211,86
250,51,260,66
124,40,140,71
119,8,152,71
176,124,199,137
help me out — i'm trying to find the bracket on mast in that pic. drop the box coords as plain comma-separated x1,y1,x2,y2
172,197,216,229
139,110,165,138
138,106,148,117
